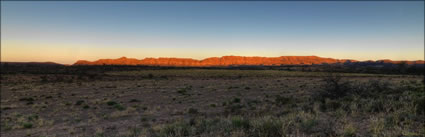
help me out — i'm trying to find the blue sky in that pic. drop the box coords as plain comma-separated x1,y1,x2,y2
1,1,424,64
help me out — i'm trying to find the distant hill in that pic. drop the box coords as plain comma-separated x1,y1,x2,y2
1,62,64,66
73,56,424,67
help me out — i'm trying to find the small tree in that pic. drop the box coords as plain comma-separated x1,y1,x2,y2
398,61,408,74
318,72,351,100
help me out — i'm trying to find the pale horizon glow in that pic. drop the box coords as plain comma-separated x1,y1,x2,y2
1,1,424,64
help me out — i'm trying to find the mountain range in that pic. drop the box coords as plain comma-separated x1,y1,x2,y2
73,56,425,66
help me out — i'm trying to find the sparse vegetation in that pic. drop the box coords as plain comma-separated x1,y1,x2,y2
1,69,423,136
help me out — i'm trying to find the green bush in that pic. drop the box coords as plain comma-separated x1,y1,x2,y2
106,101,117,106
22,122,33,129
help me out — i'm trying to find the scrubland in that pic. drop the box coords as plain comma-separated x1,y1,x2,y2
1,70,424,137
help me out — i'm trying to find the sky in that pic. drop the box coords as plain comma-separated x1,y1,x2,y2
1,1,424,64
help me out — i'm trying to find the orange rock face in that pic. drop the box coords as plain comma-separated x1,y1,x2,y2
73,56,424,66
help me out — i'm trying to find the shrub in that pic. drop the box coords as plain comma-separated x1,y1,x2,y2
414,96,425,114
367,79,391,93
27,114,39,121
19,97,34,102
225,104,244,114
114,104,125,111
40,75,48,82
75,100,84,106
233,97,241,103
147,73,154,79
367,100,385,113
318,73,351,100
160,121,191,137
129,99,140,103
231,116,250,129
320,99,342,112
22,122,33,128
188,108,198,114
300,119,319,133
251,117,283,137
343,124,357,137
275,95,292,105
177,88,187,95
106,101,117,106
160,75,168,79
